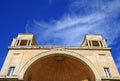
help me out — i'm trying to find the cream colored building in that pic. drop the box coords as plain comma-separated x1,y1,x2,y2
0,34,120,81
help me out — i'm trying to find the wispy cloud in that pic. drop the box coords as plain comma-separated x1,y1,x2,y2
26,0,120,72
26,0,120,46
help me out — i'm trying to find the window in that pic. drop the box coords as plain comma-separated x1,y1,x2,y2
15,40,32,46
104,67,111,78
7,67,15,76
92,41,99,46
20,40,28,46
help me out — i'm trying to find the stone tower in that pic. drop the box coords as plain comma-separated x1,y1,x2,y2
0,34,120,81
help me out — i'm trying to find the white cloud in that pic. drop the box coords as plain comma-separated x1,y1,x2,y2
25,0,120,72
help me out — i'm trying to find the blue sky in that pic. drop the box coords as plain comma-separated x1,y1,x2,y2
0,0,120,73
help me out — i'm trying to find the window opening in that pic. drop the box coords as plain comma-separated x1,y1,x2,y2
20,40,28,46
92,41,99,46
7,67,15,76
104,67,111,78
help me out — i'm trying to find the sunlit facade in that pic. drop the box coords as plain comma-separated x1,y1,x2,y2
0,34,120,81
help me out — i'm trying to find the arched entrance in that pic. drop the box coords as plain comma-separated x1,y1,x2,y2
24,54,95,81
19,50,101,81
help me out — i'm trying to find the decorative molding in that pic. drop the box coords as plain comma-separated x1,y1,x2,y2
8,46,111,50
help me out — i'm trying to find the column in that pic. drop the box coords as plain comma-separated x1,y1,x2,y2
87,40,90,47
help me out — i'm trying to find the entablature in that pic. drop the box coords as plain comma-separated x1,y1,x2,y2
8,46,111,50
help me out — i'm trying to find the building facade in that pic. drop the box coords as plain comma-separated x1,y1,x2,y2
0,34,120,81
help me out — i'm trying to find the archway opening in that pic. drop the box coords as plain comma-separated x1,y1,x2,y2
24,54,95,81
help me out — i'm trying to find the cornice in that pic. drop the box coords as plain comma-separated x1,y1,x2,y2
8,46,111,50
